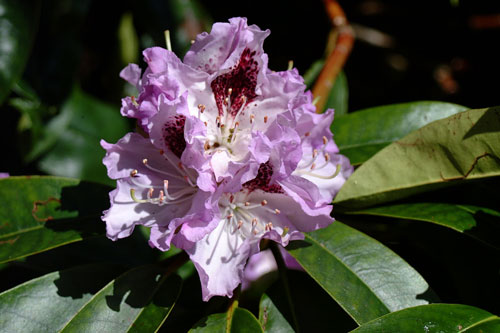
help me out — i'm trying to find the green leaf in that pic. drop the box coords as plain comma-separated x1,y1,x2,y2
259,294,294,333
286,222,429,325
345,203,500,249
0,176,109,264
332,101,468,165
190,308,264,333
0,263,123,332
303,59,324,88
0,0,39,104
334,107,500,208
34,87,129,185
324,70,348,116
59,265,182,332
351,304,500,332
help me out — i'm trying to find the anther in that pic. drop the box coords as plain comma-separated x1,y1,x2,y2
228,88,233,95
178,162,184,170
275,209,281,214
311,163,316,170
148,188,154,198
224,97,229,105
142,158,148,165
229,195,234,203
261,200,268,206
227,214,234,220
237,220,243,229
265,222,273,231
250,114,255,124
264,116,268,123
130,169,138,177
252,218,258,226
304,132,310,137
159,190,164,203
159,149,164,155
131,96,139,107
324,153,330,161
204,141,211,150
204,121,208,126
245,201,250,206
312,149,318,158
323,136,328,145
198,104,205,113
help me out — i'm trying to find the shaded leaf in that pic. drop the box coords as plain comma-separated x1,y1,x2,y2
351,304,500,333
0,0,39,104
334,107,500,208
303,59,324,88
325,70,348,116
190,308,263,333
259,294,294,333
345,203,500,249
332,101,468,165
286,222,429,325
34,87,129,185
60,265,182,332
0,263,123,332
0,176,109,264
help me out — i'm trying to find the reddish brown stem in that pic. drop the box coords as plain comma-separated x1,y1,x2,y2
312,0,354,113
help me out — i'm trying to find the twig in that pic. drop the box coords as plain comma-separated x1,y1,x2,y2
312,0,354,113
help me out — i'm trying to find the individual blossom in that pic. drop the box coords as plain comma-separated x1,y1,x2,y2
101,95,219,249
103,17,353,301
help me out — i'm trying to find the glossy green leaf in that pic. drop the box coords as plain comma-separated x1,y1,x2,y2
190,308,263,333
351,304,500,333
0,176,109,264
324,70,348,116
34,87,129,185
332,101,468,165
60,265,182,332
0,263,123,332
286,221,429,325
0,0,39,104
259,294,294,333
334,107,500,208
346,203,500,248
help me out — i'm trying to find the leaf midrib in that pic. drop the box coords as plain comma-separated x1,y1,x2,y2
299,233,390,324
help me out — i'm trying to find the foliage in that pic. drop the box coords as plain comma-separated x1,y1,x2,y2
0,1,499,332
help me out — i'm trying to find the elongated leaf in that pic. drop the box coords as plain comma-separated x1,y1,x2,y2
0,263,123,332
190,308,263,332
0,0,39,104
259,294,294,333
33,87,129,186
332,101,468,165
0,176,109,263
60,265,182,332
335,107,500,208
346,203,500,248
325,70,348,116
351,304,500,332
286,221,429,325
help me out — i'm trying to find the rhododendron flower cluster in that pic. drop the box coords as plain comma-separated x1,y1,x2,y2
101,17,353,301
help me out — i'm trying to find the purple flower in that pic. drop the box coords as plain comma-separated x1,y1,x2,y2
103,17,353,301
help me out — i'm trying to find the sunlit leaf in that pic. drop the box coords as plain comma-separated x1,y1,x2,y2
59,265,182,332
0,263,123,332
0,176,109,263
332,101,468,165
351,304,500,332
0,0,39,104
286,222,429,325
190,308,263,332
259,294,293,333
335,107,500,208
